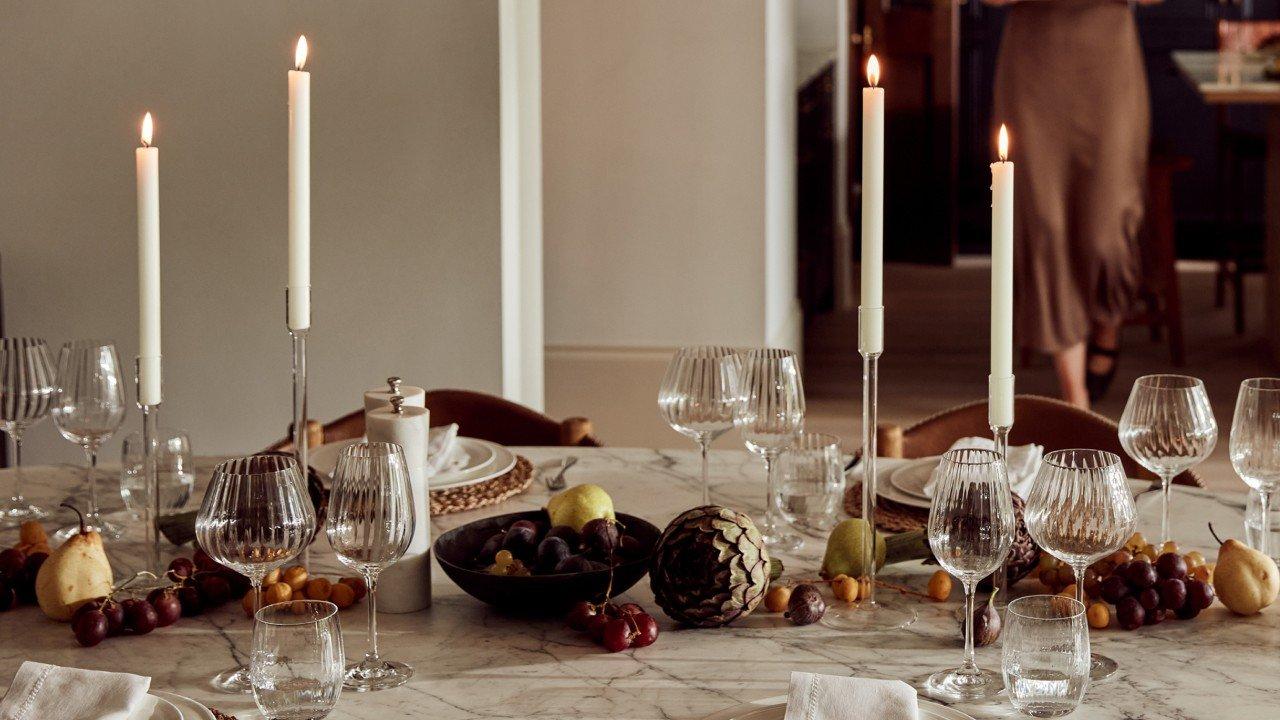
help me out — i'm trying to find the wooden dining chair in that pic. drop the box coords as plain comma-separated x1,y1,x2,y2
881,394,1202,487
267,389,601,452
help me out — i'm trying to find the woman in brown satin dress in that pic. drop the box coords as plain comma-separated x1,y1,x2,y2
990,0,1156,407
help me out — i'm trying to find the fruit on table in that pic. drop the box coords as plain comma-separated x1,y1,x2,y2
282,565,309,591
339,577,368,600
830,574,860,603
927,570,952,601
785,584,825,625
764,585,792,613
35,504,114,621
1116,596,1144,630
546,484,616,532
565,600,661,652
263,582,293,605
304,578,333,601
970,590,1001,647
650,506,770,627
329,582,356,609
1087,602,1110,629
1094,550,1218,631
1212,537,1280,615
820,519,887,579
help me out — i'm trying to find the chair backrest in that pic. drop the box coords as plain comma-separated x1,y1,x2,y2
898,394,1202,487
1217,19,1280,52
266,389,601,452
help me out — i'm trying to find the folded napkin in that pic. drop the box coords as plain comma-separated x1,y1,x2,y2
783,672,919,720
425,424,469,478
0,661,150,720
924,436,1044,498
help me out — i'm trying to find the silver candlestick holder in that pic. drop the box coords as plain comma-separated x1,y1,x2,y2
823,306,916,632
287,287,310,567
989,373,1015,607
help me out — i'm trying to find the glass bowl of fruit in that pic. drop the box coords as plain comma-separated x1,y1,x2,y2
433,510,661,612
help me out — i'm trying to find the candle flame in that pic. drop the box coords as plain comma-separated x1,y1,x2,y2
867,54,880,87
295,35,309,70
997,124,1009,162
140,112,153,147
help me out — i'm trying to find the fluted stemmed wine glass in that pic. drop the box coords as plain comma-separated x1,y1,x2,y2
659,346,740,506
1024,449,1136,681
731,348,805,552
51,341,127,541
326,442,415,692
197,454,317,693
1230,379,1280,560
1119,375,1217,545
925,448,1016,702
0,337,56,522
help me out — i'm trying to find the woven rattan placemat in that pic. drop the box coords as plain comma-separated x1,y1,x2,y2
429,455,533,515
843,481,928,533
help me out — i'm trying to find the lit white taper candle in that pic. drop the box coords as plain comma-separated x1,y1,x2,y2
288,35,311,330
859,54,885,355
989,124,1014,427
136,112,162,405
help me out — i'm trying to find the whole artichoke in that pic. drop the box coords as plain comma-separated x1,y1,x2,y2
650,506,771,628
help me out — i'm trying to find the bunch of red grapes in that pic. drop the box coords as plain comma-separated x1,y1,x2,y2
566,601,660,653
1097,551,1215,630
72,550,250,647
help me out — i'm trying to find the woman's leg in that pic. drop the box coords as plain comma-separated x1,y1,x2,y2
1087,321,1121,376
1053,342,1090,408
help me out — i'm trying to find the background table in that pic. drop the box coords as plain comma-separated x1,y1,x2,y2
1,447,1278,719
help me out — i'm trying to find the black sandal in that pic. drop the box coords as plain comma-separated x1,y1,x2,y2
1085,343,1121,403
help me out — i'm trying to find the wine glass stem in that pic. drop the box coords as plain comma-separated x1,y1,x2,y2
961,580,978,675
1160,473,1173,546
365,573,381,663
699,437,711,506
1259,489,1271,560
84,447,99,519
764,452,782,533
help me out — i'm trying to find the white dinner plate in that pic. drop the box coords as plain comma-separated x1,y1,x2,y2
308,436,517,491
852,459,933,510
701,694,974,720
126,694,181,720
888,456,942,501
151,690,216,720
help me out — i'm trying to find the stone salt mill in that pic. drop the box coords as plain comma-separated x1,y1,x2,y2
365,393,432,612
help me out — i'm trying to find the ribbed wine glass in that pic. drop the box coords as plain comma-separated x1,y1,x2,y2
1230,378,1280,560
658,346,740,505
326,442,415,692
1119,375,1217,545
197,454,317,693
0,337,56,522
1024,449,1136,681
925,448,1016,702
51,340,127,540
731,348,805,552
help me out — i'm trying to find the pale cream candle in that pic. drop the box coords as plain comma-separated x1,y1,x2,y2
288,35,311,330
859,54,885,355
989,125,1015,427
136,112,161,405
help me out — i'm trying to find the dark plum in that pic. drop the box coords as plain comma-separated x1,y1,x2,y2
476,532,505,564
536,536,572,573
545,525,580,547
1126,561,1158,590
1155,553,1188,581
1159,578,1187,611
1116,596,1145,630
1137,587,1161,611
503,524,538,559
1100,575,1130,604
581,518,619,558
1186,579,1215,610
554,555,592,574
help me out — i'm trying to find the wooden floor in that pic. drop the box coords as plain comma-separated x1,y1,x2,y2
802,259,1271,492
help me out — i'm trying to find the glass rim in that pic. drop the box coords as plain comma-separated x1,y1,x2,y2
673,345,739,358
213,453,300,478
793,431,841,451
1007,594,1085,620
0,336,48,345
940,447,1002,465
1133,374,1204,390
1042,448,1123,471
254,599,338,626
339,441,406,459
60,338,116,350
738,347,798,360
1240,377,1280,393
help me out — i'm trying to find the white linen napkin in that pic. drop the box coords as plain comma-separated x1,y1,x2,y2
783,672,919,720
0,661,150,720
923,436,1044,498
425,424,469,477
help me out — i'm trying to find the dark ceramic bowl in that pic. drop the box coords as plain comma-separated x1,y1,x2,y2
434,510,660,612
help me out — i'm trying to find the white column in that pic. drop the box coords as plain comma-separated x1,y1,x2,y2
765,0,800,351
833,0,855,311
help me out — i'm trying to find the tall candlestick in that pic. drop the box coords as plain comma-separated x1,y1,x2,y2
288,35,311,331
136,112,161,406
989,124,1014,428
859,55,885,355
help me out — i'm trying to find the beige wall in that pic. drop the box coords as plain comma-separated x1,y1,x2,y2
0,1,502,465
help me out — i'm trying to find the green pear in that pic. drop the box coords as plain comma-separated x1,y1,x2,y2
36,504,114,621
821,518,886,579
546,483,615,532
1213,537,1279,615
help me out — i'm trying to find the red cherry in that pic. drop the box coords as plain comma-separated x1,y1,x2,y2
586,613,611,642
617,602,645,617
601,618,633,652
566,601,598,632
630,614,659,648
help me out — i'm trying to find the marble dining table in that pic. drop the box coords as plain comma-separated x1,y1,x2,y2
1,447,1277,720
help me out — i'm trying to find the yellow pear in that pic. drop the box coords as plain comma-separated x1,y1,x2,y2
35,504,114,621
545,484,615,532
1212,538,1279,615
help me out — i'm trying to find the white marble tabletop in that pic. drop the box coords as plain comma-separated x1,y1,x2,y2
1,448,1278,719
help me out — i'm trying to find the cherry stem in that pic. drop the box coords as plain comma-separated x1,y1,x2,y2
60,502,86,535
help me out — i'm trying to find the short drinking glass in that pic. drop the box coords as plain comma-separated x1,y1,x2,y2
252,600,344,720
924,448,1015,702
777,432,843,536
1002,595,1090,718
121,430,194,519
1230,378,1280,561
